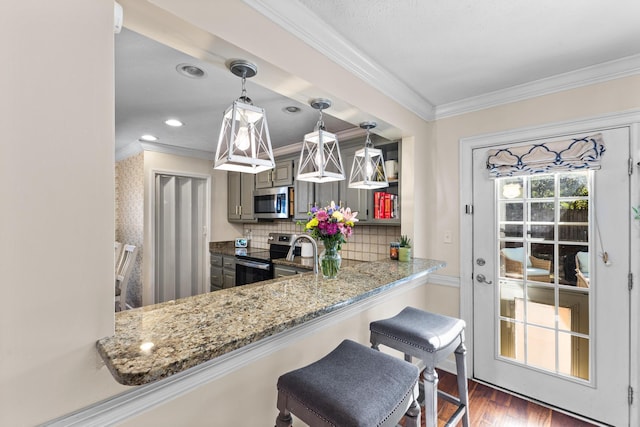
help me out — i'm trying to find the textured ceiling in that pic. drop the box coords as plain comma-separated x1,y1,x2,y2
297,0,640,105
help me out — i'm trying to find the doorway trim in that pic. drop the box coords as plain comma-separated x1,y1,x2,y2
145,168,212,306
459,109,640,424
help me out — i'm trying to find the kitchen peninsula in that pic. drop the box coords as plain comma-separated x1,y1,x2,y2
97,258,445,386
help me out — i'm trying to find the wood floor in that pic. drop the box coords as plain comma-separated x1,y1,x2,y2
404,369,599,427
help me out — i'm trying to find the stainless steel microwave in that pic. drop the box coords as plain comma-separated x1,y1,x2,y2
254,187,290,219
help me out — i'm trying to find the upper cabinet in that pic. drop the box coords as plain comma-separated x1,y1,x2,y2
293,158,315,221
291,139,400,225
365,140,400,225
228,171,256,222
255,160,294,189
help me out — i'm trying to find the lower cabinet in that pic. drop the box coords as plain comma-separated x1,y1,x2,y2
211,253,236,291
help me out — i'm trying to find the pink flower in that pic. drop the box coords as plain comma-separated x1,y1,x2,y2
316,210,329,221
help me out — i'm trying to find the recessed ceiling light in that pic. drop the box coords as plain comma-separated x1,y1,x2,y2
164,119,184,127
176,63,207,79
139,134,158,142
282,106,301,114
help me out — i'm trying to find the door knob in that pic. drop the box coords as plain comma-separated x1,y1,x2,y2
476,274,493,284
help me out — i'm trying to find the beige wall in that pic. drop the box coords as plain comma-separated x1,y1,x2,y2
0,1,129,425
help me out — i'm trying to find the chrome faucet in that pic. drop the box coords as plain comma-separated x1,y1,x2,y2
287,234,319,275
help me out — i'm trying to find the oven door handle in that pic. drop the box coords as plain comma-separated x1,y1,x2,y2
236,259,271,271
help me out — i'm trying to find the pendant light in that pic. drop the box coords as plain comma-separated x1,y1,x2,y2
296,98,345,182
214,60,275,174
348,121,389,189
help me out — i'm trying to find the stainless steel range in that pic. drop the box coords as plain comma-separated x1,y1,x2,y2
235,233,300,286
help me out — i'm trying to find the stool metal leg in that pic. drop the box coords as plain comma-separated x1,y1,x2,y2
404,398,421,427
275,392,293,427
422,365,439,427
454,342,470,427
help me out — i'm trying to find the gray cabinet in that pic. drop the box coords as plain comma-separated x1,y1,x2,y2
228,172,256,222
222,256,236,288
210,253,236,290
255,160,293,189
210,254,223,291
293,158,315,221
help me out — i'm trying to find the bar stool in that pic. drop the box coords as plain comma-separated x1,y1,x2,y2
369,307,470,427
275,339,421,427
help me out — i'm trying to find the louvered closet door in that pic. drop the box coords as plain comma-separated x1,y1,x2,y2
155,174,207,304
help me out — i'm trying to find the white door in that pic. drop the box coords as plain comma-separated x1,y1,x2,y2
472,127,631,426
155,174,208,304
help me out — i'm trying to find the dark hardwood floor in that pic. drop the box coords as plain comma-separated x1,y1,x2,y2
404,369,599,427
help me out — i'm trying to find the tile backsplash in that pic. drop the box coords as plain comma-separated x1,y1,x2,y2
239,222,401,262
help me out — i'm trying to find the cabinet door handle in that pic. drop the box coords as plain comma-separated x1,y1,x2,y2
239,205,242,216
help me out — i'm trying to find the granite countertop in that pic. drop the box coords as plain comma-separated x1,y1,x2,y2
272,256,364,270
96,258,445,386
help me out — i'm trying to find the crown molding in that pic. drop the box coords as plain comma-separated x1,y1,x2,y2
243,0,435,122
116,141,214,162
433,54,640,119
115,141,143,162
139,142,214,160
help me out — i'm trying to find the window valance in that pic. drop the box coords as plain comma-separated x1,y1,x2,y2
486,133,605,178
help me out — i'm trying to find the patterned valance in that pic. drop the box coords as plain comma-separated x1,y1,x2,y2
486,133,605,178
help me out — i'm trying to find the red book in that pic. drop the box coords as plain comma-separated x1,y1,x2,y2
384,193,391,219
374,192,381,219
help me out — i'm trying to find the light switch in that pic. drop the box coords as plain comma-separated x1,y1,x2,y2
443,230,452,244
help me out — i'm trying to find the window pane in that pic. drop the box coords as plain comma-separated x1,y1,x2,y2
558,245,588,285
530,243,553,282
559,173,588,197
500,201,523,221
529,224,554,240
500,281,523,319
559,289,589,334
560,200,588,223
501,243,524,280
559,225,588,242
558,333,589,380
530,202,554,221
499,177,523,200
526,285,555,328
526,325,556,371
500,319,524,362
530,175,554,198
502,224,523,238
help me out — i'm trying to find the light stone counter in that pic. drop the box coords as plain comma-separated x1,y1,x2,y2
96,258,445,386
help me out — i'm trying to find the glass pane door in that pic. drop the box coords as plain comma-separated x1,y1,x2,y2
497,171,591,382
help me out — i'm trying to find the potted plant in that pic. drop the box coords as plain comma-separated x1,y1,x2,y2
398,235,412,262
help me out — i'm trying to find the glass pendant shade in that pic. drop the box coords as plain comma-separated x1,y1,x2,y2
348,121,389,189
296,98,345,183
214,99,275,173
213,60,275,174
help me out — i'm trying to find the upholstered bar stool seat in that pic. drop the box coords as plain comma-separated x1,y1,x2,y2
275,339,421,427
370,307,470,427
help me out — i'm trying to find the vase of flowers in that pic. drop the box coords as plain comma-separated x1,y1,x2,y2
302,201,358,279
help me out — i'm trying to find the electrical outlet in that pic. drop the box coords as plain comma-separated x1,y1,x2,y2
443,230,452,244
